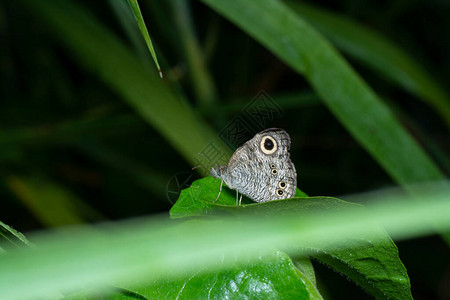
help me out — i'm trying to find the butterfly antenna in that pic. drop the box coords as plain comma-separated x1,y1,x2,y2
214,179,224,203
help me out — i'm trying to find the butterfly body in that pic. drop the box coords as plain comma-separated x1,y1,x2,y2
211,128,297,203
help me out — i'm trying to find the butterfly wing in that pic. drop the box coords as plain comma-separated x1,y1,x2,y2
224,128,297,203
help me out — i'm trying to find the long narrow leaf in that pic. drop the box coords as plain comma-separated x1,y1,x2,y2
285,1,450,127
126,0,162,77
199,0,444,187
6,176,87,227
0,221,31,249
21,0,232,169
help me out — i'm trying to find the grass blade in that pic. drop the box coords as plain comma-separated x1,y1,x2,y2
199,0,444,186
21,0,231,169
0,221,31,249
126,0,162,78
6,175,101,227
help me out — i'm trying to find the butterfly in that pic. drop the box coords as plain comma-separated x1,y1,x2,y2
211,128,297,204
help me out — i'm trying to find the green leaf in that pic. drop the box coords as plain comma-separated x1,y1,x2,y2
169,0,218,107
120,249,310,299
199,0,443,186
169,177,308,218
293,257,323,300
6,175,95,227
65,250,313,299
285,1,450,127
171,177,412,299
199,0,447,244
293,256,317,286
64,287,147,299
126,0,162,78
0,221,31,249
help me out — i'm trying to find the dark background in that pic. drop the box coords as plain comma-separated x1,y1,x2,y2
0,0,449,299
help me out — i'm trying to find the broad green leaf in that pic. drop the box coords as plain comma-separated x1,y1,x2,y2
0,221,31,249
0,181,449,299
199,0,444,188
169,177,308,218
285,1,450,127
170,177,412,299
121,249,310,299
65,250,312,299
126,0,162,78
22,0,232,170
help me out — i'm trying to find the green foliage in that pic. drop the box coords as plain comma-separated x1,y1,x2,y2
122,250,311,300
170,177,412,299
1,0,449,299
126,0,162,77
200,0,444,187
285,1,450,127
0,220,31,249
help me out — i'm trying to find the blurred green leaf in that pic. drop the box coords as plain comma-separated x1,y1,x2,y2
0,221,31,249
285,1,450,127
5,175,99,227
1,180,448,299
170,177,413,299
199,0,444,190
170,0,218,107
21,0,232,170
126,0,162,78
0,114,144,150
109,0,154,73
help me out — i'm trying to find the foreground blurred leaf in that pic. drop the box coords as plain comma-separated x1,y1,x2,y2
170,0,218,107
0,180,448,299
21,0,231,169
6,176,90,227
171,177,412,299
0,221,31,249
285,1,450,127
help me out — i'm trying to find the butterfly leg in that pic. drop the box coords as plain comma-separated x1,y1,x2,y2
239,194,242,206
214,179,224,203
235,190,239,206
